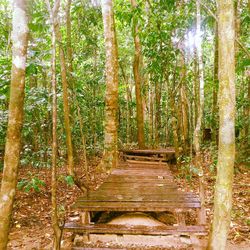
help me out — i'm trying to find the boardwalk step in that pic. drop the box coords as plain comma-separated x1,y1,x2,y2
73,200,201,211
64,222,207,236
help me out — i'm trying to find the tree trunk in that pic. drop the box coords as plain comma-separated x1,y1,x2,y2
169,91,179,158
120,62,132,144
51,24,62,250
66,0,73,82
212,22,219,142
0,1,28,248
66,0,88,168
193,0,205,155
179,54,189,153
131,0,145,149
234,0,242,59
243,73,250,144
55,25,74,176
149,83,154,146
193,0,206,226
46,1,62,248
98,0,119,172
208,0,236,248
154,81,162,147
180,84,189,151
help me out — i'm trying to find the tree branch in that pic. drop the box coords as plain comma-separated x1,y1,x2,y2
201,2,250,59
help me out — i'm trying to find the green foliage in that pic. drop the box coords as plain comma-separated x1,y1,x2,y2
17,173,45,193
178,156,200,181
64,175,75,186
0,160,3,171
0,0,248,169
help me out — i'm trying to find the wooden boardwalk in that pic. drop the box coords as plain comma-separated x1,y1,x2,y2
64,157,206,247
73,162,201,211
122,148,176,162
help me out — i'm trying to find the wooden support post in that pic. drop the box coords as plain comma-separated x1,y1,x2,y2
175,209,186,226
198,175,206,225
80,211,90,224
80,211,91,242
190,235,203,250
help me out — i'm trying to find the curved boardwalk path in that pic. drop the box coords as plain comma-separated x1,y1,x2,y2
64,155,206,248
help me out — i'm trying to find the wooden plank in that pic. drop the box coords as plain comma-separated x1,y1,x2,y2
95,187,179,193
122,148,175,155
112,169,172,175
73,201,201,211
126,160,170,165
88,183,176,188
112,167,171,173
100,184,177,190
106,176,174,182
82,191,197,199
104,180,175,185
96,182,176,187
64,223,207,236
89,186,178,193
118,166,170,171
78,195,200,202
83,191,199,198
109,174,173,179
125,155,165,161
80,191,199,199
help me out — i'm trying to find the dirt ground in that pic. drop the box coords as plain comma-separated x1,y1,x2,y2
0,153,249,250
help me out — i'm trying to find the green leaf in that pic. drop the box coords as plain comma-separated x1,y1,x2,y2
65,175,74,186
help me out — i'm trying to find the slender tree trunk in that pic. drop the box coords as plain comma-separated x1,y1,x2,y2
155,81,162,147
193,51,199,127
179,55,189,153
92,51,98,148
131,0,145,149
55,26,74,176
169,91,179,158
194,0,206,225
180,85,189,151
212,22,219,142
208,0,235,248
30,75,40,153
51,23,62,250
46,1,62,248
193,0,205,155
0,1,28,248
149,83,154,146
98,0,119,172
120,62,132,144
66,0,73,81
243,73,250,143
234,0,241,59
66,0,88,167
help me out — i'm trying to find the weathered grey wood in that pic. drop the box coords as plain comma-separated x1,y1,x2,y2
79,195,200,202
67,160,206,243
175,209,186,226
73,201,201,211
122,148,175,155
64,222,207,236
73,161,201,212
97,182,176,187
101,184,177,190
106,176,174,182
126,160,170,165
80,211,90,224
125,155,164,161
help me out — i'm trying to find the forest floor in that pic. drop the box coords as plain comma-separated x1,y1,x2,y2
0,151,249,250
